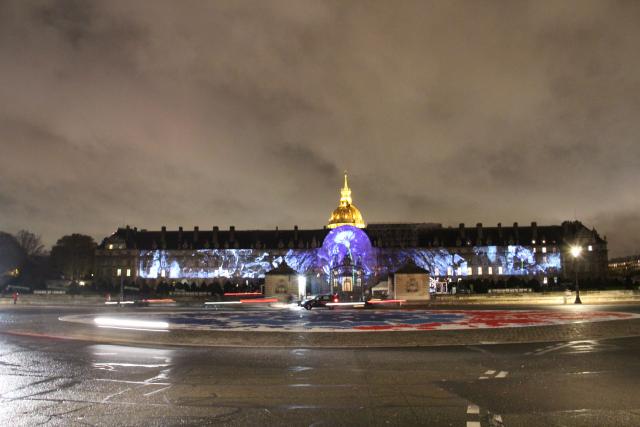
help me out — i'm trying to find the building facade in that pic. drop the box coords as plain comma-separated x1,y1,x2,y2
95,174,608,297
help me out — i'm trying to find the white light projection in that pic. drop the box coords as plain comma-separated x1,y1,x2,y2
137,242,562,280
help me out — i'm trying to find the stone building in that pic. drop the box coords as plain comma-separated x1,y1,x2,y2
94,173,608,298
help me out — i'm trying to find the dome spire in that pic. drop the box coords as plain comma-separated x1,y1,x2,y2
328,171,365,229
340,171,352,206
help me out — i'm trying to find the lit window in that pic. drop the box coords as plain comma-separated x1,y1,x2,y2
161,269,166,278
447,267,453,276
543,277,548,284
108,244,114,250
532,240,536,244
434,268,440,276
588,245,593,251
456,267,462,276
477,267,483,275
467,267,472,276
498,266,503,275
126,268,131,277
488,266,493,275
542,247,547,253
533,247,537,253
116,268,122,276
542,240,546,244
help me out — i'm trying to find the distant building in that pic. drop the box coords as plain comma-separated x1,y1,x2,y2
609,255,640,281
95,173,608,299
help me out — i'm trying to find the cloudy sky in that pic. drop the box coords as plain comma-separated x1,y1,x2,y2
0,0,639,256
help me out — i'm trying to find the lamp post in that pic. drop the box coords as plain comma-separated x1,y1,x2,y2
117,268,131,306
570,245,582,304
117,268,123,305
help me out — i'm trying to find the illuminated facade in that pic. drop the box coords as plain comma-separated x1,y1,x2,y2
95,175,608,296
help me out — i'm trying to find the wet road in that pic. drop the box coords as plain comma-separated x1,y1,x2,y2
2,322,640,425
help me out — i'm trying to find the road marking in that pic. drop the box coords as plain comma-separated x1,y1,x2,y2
143,385,172,396
467,404,479,414
479,376,488,380
535,342,574,356
524,351,532,355
485,370,496,375
496,371,508,378
493,414,503,423
466,422,481,427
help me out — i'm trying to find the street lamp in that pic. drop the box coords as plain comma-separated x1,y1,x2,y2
570,245,582,304
117,268,131,305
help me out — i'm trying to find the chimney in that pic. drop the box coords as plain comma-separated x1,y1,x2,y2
229,226,235,242
294,225,299,242
193,226,199,244
212,226,219,246
476,222,483,240
178,226,183,243
513,222,519,242
458,223,465,238
531,221,538,241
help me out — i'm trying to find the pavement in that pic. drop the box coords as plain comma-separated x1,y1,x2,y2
3,305,640,425
1,328,640,426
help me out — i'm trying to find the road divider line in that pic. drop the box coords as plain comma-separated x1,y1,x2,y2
496,371,508,378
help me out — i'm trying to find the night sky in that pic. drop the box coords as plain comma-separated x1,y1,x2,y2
1,0,639,256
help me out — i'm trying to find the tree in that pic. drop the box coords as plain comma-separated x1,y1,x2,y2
49,234,97,281
15,230,46,257
0,232,26,286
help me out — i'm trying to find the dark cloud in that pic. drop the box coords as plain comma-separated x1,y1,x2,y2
0,0,639,256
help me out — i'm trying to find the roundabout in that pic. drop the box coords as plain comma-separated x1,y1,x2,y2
61,308,640,332
4,305,640,348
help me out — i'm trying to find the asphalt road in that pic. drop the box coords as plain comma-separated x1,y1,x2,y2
1,305,640,426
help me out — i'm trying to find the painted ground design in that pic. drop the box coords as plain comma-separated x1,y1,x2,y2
61,309,640,333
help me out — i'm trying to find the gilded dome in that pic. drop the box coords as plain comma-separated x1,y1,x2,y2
328,173,366,229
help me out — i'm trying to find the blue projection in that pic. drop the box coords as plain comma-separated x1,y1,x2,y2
137,226,562,280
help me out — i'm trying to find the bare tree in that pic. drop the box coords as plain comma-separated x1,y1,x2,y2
15,230,46,257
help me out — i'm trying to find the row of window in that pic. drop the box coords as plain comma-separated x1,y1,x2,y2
434,266,507,276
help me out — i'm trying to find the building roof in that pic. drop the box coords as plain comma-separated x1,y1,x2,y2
99,221,605,251
265,260,297,276
393,259,429,275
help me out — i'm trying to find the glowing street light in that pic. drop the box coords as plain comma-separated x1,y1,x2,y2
297,275,307,300
570,245,582,258
570,245,582,304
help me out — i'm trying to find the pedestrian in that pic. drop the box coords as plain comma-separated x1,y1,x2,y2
12,291,18,305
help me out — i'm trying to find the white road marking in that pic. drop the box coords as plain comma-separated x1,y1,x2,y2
524,351,532,355
479,376,488,380
467,404,480,414
143,385,172,396
485,370,496,375
535,341,574,356
466,422,481,427
496,371,508,378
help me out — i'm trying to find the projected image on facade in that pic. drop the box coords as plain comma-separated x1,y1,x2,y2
319,225,375,276
137,243,561,281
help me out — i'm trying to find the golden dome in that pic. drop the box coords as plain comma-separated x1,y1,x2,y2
328,172,366,229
